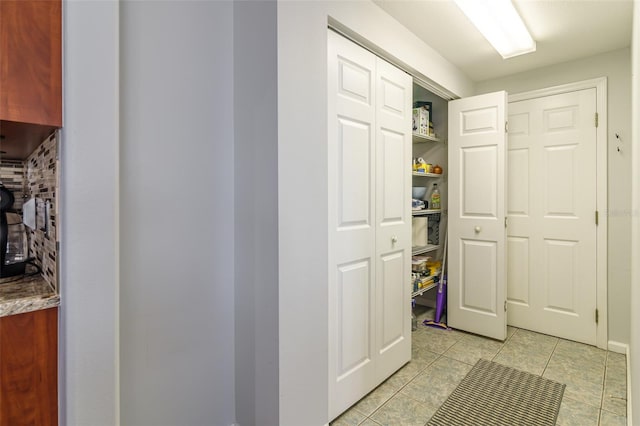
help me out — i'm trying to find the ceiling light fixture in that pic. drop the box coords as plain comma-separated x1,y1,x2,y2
454,0,536,59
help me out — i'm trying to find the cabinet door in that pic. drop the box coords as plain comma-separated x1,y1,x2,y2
0,0,62,127
0,308,58,426
447,92,507,341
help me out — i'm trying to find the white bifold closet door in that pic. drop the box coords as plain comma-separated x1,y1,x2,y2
328,30,412,420
447,92,508,341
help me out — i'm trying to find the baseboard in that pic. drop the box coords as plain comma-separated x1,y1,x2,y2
627,345,632,426
608,342,633,424
608,340,628,354
609,338,631,424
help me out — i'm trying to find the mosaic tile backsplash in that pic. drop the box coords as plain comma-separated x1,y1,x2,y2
0,132,58,291
0,159,25,213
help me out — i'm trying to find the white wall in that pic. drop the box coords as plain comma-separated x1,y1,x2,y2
630,1,639,423
64,2,278,425
234,1,279,425
62,1,476,424
277,2,473,424
60,2,119,424
119,2,236,425
278,4,329,423
476,48,632,346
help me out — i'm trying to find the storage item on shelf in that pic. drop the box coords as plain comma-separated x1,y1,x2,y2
411,255,431,272
418,276,434,289
414,101,434,136
433,164,443,174
414,101,432,109
428,213,441,245
412,186,427,199
414,101,432,130
412,107,429,136
412,258,426,272
413,157,430,173
412,217,428,246
412,272,436,293
412,198,426,210
424,260,442,277
430,183,441,209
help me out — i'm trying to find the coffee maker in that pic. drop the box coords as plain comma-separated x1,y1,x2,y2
0,185,28,278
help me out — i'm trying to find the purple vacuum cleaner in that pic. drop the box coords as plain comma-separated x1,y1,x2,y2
424,231,449,330
433,274,447,323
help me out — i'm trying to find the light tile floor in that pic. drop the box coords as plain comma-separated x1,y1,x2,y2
331,310,627,426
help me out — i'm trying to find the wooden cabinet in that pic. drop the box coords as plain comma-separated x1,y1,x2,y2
0,0,62,158
0,308,58,426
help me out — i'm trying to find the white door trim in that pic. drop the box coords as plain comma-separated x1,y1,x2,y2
509,77,608,350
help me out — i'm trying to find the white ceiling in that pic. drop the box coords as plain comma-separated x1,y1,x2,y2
373,0,634,82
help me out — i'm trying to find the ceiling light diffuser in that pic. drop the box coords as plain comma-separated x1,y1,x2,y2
454,0,536,59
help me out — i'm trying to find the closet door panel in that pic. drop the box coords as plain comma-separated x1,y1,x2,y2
378,129,405,223
374,57,411,382
336,118,372,228
328,30,377,420
378,251,405,351
336,260,373,379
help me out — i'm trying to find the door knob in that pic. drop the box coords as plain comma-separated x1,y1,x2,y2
474,226,481,233
391,235,398,244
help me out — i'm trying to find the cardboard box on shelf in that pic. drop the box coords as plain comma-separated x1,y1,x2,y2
412,217,428,246
412,106,429,136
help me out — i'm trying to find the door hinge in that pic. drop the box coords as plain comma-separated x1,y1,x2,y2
595,210,599,226
595,309,599,324
505,121,508,133
595,112,599,128
504,301,507,312
505,217,508,228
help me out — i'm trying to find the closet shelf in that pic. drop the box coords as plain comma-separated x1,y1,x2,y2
412,172,442,178
412,209,441,216
412,244,439,256
411,280,438,298
412,132,441,144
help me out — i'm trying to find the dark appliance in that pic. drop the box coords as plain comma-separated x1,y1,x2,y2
0,185,28,277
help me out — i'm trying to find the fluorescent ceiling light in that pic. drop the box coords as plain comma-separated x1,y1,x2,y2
454,0,536,59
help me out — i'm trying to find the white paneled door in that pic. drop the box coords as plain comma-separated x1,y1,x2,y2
328,30,411,420
373,58,412,382
507,89,597,345
448,92,508,341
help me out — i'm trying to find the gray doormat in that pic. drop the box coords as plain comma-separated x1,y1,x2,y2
427,359,565,426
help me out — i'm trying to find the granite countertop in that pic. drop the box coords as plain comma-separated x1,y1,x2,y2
0,274,59,317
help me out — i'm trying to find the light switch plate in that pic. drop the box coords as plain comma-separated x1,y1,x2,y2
23,198,36,230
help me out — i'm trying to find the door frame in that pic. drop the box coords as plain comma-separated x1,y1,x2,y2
508,77,608,350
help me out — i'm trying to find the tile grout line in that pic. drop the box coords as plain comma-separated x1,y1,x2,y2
540,337,560,377
596,350,609,426
491,326,517,361
361,348,444,423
